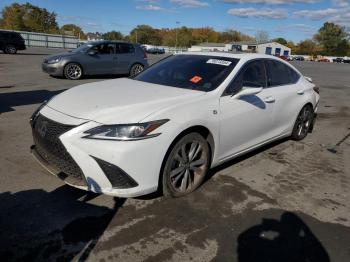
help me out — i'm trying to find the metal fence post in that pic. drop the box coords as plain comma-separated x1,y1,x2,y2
46,35,48,48
27,33,30,47
62,35,65,49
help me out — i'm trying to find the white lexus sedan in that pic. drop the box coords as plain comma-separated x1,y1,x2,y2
30,52,319,198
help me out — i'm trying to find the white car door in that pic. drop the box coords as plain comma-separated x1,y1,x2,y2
219,60,275,161
264,59,304,136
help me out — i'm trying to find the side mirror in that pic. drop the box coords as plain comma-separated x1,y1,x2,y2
232,87,263,99
88,50,97,56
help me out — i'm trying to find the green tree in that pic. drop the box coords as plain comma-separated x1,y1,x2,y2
296,39,318,55
314,22,349,56
0,2,59,33
273,37,288,45
61,24,86,39
129,25,161,45
0,3,26,30
102,31,124,41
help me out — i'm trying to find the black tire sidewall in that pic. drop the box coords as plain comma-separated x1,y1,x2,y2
162,133,210,198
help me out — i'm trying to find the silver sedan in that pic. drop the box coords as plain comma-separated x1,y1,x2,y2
42,40,148,80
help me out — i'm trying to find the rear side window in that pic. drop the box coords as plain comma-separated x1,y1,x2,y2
117,43,135,54
265,60,300,87
0,32,10,39
11,33,23,40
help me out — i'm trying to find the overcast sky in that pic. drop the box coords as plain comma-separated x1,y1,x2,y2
1,0,349,42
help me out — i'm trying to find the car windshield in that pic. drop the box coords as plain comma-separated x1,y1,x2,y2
71,43,93,53
134,55,239,92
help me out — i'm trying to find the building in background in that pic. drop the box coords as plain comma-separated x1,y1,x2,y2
86,32,103,41
188,41,291,56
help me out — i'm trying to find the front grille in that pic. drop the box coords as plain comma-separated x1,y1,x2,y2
32,114,86,186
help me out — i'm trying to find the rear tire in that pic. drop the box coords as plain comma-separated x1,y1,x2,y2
129,63,144,77
4,44,17,54
162,133,210,198
291,104,314,141
64,63,83,80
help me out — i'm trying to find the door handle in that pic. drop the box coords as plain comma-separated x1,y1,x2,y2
297,89,305,95
264,96,275,103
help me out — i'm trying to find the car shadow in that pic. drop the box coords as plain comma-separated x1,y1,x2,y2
206,137,289,182
0,183,125,261
237,212,330,262
0,89,67,113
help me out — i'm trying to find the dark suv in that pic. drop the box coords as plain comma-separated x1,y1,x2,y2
0,31,26,54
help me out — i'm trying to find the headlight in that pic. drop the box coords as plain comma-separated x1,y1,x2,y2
83,119,169,141
47,57,61,64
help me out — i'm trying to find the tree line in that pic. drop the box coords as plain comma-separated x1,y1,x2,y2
1,2,349,56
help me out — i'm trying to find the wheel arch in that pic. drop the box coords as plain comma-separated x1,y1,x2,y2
63,61,85,76
157,125,215,193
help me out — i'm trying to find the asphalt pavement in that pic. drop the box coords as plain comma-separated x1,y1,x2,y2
0,47,349,261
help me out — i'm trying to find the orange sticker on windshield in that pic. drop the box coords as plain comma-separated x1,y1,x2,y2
190,76,202,83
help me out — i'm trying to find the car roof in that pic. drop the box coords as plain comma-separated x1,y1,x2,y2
176,51,281,61
0,30,20,34
175,51,303,75
86,40,133,45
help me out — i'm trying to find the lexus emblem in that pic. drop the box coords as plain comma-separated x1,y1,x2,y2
37,120,48,138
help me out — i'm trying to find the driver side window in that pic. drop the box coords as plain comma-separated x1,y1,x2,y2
224,60,266,96
90,43,115,55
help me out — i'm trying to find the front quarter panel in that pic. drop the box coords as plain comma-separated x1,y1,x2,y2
141,93,221,167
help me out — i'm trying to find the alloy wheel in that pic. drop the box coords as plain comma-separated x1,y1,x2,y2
65,63,82,80
293,105,313,140
5,45,17,54
130,64,144,77
167,138,208,194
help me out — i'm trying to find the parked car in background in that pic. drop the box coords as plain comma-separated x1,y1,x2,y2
277,55,288,61
147,47,165,54
0,30,26,54
31,53,319,198
318,58,330,62
42,40,148,80
333,57,343,63
343,56,350,63
294,56,305,61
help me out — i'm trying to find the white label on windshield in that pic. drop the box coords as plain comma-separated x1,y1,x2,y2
206,59,232,66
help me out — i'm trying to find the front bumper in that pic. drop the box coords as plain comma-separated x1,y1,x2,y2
30,106,173,197
42,62,64,76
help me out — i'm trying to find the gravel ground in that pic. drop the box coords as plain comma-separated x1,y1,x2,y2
0,47,349,262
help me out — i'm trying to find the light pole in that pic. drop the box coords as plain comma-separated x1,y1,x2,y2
175,21,180,49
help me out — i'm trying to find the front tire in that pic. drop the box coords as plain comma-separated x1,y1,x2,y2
4,44,17,54
162,133,210,198
64,63,83,80
291,105,314,141
129,63,144,77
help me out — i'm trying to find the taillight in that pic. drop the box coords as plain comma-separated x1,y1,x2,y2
313,86,320,94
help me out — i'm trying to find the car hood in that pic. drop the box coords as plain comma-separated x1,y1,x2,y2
47,78,206,124
44,52,76,61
